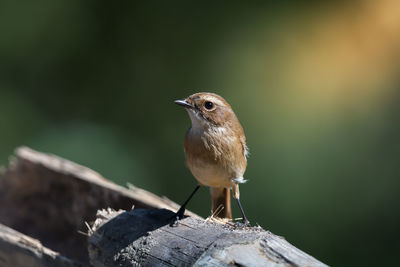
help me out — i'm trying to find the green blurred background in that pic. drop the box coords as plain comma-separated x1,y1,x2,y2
1,0,399,266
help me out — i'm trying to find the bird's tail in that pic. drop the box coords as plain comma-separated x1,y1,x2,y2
210,187,232,219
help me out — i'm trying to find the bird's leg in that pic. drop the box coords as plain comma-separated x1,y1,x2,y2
232,184,250,226
174,184,201,220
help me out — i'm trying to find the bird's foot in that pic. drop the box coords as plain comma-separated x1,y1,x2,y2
235,219,251,227
169,207,185,227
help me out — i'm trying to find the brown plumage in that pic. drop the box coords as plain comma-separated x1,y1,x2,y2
175,92,249,223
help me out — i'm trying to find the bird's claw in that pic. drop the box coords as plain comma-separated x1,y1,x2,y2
236,219,251,227
169,208,185,227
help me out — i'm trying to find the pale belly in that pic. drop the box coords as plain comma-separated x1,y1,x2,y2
186,158,235,188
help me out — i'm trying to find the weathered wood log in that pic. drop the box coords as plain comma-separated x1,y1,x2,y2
0,147,327,266
0,147,198,266
0,223,80,267
88,208,328,267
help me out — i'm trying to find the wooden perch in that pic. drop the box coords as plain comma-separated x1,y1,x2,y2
88,209,327,267
0,147,327,266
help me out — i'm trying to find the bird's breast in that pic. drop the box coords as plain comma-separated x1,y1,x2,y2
184,127,246,188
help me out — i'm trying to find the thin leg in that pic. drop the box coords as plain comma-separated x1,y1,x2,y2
174,184,201,219
232,183,250,225
235,198,250,225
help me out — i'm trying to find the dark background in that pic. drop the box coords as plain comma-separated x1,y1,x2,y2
1,1,399,266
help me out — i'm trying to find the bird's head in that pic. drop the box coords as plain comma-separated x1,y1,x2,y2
175,92,242,131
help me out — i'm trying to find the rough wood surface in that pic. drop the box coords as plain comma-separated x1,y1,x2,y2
88,208,328,267
0,147,198,266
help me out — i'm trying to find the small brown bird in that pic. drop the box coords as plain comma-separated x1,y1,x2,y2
174,92,249,224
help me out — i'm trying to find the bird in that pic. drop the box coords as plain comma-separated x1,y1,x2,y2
174,92,250,225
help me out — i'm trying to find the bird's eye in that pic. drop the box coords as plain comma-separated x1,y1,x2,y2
204,101,214,110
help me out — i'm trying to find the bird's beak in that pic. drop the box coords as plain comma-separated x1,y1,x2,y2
174,99,195,109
